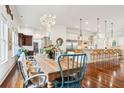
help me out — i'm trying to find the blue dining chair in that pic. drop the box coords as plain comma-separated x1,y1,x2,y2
17,49,22,58
54,53,87,88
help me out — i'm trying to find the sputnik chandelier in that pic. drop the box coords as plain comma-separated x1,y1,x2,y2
40,14,56,26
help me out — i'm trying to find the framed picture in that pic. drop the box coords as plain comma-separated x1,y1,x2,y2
8,28,12,50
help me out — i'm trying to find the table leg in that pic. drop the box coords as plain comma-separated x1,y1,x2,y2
47,81,54,88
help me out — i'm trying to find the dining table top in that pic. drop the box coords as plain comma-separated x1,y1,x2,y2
35,54,79,74
35,54,60,74
34,54,83,88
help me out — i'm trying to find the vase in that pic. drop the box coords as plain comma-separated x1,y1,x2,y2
48,51,55,59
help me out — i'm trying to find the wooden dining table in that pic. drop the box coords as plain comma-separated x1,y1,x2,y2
35,54,82,88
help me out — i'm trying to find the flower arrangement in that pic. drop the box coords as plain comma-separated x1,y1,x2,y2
43,44,62,59
43,38,63,59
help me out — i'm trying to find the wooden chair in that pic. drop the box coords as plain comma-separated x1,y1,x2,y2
108,49,114,67
91,50,98,63
54,53,87,88
97,49,102,66
116,49,121,65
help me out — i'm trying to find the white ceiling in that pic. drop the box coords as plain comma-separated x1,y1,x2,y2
15,5,124,36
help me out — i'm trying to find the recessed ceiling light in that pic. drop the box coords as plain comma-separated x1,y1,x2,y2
85,21,88,24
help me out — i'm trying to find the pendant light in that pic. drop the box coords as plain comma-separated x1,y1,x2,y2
95,18,101,39
97,18,100,36
78,18,83,46
105,20,107,38
111,22,116,47
104,20,107,48
111,22,114,38
79,18,83,40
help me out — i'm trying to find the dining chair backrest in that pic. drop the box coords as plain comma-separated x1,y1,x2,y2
57,53,87,88
18,61,28,81
17,49,22,57
67,51,75,60
18,52,28,77
17,53,47,88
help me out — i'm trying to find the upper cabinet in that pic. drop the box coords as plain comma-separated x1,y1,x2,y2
24,35,32,46
18,33,32,46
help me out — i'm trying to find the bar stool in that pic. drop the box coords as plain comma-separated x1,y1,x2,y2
91,50,96,63
109,49,114,68
112,49,117,66
90,50,98,70
94,50,99,64
117,49,121,65
90,52,94,63
104,49,109,68
97,49,102,67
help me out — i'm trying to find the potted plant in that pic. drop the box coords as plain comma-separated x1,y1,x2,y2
22,48,30,59
43,38,64,59
43,44,56,59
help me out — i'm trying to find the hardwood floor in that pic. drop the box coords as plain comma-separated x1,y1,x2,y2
1,58,124,88
82,59,124,88
0,64,23,88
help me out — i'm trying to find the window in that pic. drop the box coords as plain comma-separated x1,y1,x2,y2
12,31,18,56
12,31,15,56
15,32,18,55
0,15,8,63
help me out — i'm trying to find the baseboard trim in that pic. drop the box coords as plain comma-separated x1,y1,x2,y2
0,57,17,86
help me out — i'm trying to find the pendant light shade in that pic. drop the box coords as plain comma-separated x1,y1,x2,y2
104,20,108,47
80,18,83,37
97,18,100,33
78,18,83,48
96,18,100,38
111,22,116,47
105,20,107,38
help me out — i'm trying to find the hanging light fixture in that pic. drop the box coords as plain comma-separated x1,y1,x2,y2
40,14,56,27
111,22,116,47
78,18,83,46
97,18,100,35
104,20,108,48
40,14,56,46
111,22,114,38
105,20,107,38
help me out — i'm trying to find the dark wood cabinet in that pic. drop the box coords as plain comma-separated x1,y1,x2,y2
18,33,32,46
24,35,32,46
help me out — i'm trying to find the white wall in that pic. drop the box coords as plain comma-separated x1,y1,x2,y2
0,5,20,85
51,25,66,51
